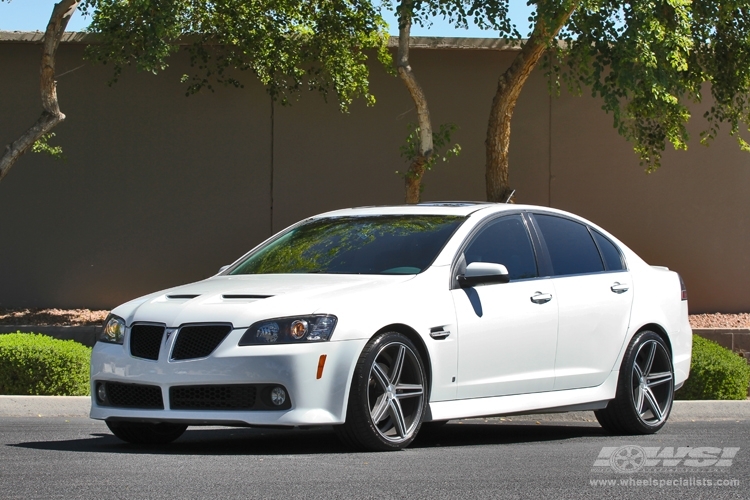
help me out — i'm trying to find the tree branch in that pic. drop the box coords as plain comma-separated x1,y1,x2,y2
0,0,79,184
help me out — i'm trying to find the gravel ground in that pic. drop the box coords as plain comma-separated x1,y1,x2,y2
689,313,750,329
0,308,108,326
1,308,749,328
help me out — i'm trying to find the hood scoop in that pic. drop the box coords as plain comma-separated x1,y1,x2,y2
167,294,201,300
222,294,273,300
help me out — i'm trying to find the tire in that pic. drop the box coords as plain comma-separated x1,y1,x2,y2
106,421,187,445
595,330,674,434
335,332,427,451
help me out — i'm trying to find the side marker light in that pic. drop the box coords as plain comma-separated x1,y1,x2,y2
317,354,327,379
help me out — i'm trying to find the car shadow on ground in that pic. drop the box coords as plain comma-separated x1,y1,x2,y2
10,420,606,456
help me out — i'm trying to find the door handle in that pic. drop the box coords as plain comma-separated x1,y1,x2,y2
530,292,552,304
611,282,630,294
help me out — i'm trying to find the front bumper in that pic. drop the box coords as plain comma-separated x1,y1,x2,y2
90,329,367,426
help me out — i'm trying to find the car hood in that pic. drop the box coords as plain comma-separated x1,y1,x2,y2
113,274,416,328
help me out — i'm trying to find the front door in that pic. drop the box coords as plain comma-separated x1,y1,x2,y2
452,215,558,399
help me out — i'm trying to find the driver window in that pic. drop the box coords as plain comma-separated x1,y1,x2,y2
464,215,538,280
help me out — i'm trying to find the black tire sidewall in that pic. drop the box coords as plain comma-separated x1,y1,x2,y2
106,421,187,444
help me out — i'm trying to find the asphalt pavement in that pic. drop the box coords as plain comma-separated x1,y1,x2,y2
0,417,747,499
0,398,748,499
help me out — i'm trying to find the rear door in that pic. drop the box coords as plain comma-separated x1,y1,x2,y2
531,213,633,390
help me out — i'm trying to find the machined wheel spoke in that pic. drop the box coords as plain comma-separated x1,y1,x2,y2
634,386,645,414
642,341,657,376
395,383,424,399
643,387,664,422
371,363,390,392
646,371,673,388
389,399,407,437
390,345,406,385
371,394,389,424
633,362,644,380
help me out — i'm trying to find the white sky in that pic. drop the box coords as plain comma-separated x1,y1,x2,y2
0,0,533,37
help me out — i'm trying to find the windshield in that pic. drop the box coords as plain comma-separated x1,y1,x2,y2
229,215,465,275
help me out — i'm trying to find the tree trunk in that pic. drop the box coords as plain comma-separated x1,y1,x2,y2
0,0,79,184
404,156,427,204
485,2,578,202
397,1,432,204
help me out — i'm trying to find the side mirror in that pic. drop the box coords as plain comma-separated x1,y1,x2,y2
218,265,230,274
458,262,510,287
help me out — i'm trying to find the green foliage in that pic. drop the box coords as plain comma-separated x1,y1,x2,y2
414,1,750,171
31,133,65,161
0,333,91,396
676,335,750,400
398,123,462,179
81,0,390,110
389,0,521,37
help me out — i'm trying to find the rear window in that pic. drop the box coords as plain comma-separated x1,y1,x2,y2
592,230,625,271
230,215,465,275
535,214,604,276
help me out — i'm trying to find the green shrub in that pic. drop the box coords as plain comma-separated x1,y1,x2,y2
676,335,750,400
0,333,91,396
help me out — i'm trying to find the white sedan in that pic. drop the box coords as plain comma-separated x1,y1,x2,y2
90,203,691,450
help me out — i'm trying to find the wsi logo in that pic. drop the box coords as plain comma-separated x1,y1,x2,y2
593,446,740,473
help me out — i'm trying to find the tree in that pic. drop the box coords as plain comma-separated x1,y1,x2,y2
0,0,79,183
391,0,460,203
0,0,389,184
419,1,750,202
394,0,435,203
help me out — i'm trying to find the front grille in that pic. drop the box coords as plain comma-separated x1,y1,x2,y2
171,324,232,360
103,382,164,409
130,324,165,360
170,384,257,410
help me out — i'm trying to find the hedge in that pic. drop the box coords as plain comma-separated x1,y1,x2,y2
0,333,91,396
676,335,750,400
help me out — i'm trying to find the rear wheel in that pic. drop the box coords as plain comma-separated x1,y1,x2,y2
595,331,674,434
106,421,187,444
336,332,427,451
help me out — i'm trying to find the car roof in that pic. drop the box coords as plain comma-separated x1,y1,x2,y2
314,202,506,218
312,202,580,219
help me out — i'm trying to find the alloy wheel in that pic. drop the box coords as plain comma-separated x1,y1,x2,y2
367,342,425,442
630,339,674,426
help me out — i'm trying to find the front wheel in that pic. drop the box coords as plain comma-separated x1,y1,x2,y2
595,331,674,434
335,332,427,451
106,421,187,444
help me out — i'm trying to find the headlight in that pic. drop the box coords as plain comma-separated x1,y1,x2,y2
98,314,126,344
239,315,337,345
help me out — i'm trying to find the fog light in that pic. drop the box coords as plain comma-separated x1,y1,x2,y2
96,383,107,404
270,386,287,406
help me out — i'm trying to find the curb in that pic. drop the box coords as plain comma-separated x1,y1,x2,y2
0,396,90,417
0,326,98,347
0,396,748,420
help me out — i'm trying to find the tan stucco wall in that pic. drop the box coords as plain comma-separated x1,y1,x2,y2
0,37,747,312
